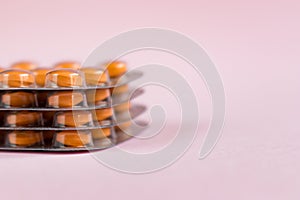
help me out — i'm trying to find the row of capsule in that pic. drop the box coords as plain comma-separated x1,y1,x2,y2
0,127,116,148
0,61,127,88
0,86,128,108
0,107,127,127
0,105,132,148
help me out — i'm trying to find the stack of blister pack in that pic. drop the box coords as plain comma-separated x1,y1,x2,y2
0,61,145,151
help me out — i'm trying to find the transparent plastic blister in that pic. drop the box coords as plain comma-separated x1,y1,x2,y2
5,131,44,148
0,61,146,151
0,69,36,88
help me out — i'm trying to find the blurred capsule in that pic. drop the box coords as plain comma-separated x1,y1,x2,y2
54,130,93,147
11,62,38,70
86,89,110,106
91,128,111,140
32,68,50,86
80,67,109,86
105,61,127,78
54,62,81,70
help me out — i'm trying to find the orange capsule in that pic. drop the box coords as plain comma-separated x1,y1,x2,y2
93,108,113,121
55,111,93,127
11,62,38,70
54,62,81,70
0,70,35,88
47,91,84,108
5,112,41,127
80,67,109,85
46,69,83,87
32,68,50,86
55,131,92,147
7,131,42,147
105,61,127,78
1,91,36,107
86,89,110,105
91,128,111,140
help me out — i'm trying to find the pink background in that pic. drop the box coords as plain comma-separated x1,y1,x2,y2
0,0,300,199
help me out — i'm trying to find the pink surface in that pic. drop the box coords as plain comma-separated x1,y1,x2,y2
0,0,300,199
